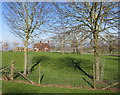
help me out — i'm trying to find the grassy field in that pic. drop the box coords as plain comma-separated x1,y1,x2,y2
1,51,119,93
2,80,114,93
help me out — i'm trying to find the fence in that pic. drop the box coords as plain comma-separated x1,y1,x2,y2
28,69,93,87
0,56,119,90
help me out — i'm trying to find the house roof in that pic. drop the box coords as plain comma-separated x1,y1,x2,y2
34,42,51,50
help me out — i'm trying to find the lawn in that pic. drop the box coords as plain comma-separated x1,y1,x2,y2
1,51,119,93
2,80,114,93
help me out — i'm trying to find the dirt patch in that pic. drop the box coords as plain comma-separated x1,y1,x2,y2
43,84,83,89
109,88,119,92
2,80,119,92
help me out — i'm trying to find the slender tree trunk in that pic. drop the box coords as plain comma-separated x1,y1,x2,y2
59,40,62,52
24,34,29,75
76,40,79,54
5,47,7,51
80,40,83,54
94,32,99,81
62,39,65,54
101,43,104,54
2,46,3,51
73,46,75,53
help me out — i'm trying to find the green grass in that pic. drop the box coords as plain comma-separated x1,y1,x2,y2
2,81,114,93
1,51,119,93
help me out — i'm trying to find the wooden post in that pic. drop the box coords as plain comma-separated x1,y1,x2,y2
28,57,30,74
10,60,15,80
2,74,8,81
39,62,41,85
0,67,10,72
100,64,104,81
103,82,120,90
93,64,95,89
14,67,34,84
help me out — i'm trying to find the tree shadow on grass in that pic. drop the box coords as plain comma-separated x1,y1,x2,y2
106,58,119,61
30,56,49,73
58,57,93,79
82,77,94,88
14,71,23,79
14,56,49,79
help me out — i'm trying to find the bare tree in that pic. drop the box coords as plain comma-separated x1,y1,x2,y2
54,2,118,81
50,16,70,54
51,33,66,54
98,30,118,54
3,41,9,51
13,41,19,52
3,2,51,75
67,25,90,54
0,41,3,51
105,33,117,53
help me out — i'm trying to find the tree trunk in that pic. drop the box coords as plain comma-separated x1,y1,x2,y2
101,43,104,54
80,40,83,54
62,39,65,54
76,40,79,54
5,47,7,51
24,34,29,75
93,33,99,81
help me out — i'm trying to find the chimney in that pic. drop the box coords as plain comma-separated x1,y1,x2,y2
48,41,49,44
40,41,42,43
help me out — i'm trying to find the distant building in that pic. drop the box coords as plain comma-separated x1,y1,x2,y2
12,47,33,52
18,47,24,51
34,41,51,52
28,48,33,52
12,47,24,52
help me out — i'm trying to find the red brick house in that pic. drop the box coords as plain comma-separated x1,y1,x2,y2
34,41,51,52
